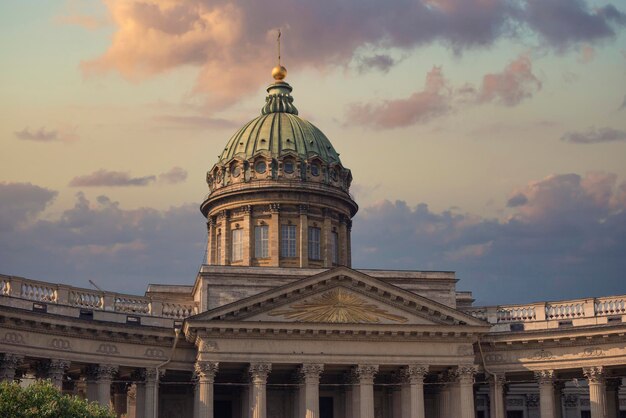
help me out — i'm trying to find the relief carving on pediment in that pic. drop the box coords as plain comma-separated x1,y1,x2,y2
268,288,408,324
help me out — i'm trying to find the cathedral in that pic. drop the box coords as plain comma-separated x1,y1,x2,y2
0,63,625,418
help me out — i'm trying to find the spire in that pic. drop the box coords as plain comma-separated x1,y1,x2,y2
262,30,298,115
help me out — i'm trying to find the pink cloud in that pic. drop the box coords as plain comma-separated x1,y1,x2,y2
477,55,541,106
345,67,452,129
578,44,596,63
69,170,156,187
80,0,623,109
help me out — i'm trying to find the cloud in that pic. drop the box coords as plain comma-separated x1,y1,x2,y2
506,193,528,207
0,183,57,231
14,127,78,143
356,54,396,74
0,191,205,294
69,170,156,187
352,172,626,304
561,127,626,144
81,0,625,108
159,167,188,184
477,55,542,106
346,54,540,128
346,66,452,129
521,0,626,49
620,95,626,110
2,173,626,302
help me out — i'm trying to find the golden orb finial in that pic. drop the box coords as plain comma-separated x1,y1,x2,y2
272,65,287,80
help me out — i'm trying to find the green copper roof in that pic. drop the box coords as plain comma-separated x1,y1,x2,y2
218,81,341,165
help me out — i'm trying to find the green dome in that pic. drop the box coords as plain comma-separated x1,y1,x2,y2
206,80,352,195
218,82,341,165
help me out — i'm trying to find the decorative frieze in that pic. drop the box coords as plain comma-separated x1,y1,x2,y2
96,343,119,355
49,338,71,350
2,331,25,345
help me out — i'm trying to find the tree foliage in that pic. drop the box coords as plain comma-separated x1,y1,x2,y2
0,380,116,418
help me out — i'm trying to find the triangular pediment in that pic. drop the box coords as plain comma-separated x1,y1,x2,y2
186,267,487,328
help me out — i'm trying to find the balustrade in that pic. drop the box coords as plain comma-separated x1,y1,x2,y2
0,274,196,320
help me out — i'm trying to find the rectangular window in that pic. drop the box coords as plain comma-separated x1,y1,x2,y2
308,227,321,260
281,225,297,258
216,233,222,264
231,229,243,261
255,225,269,258
331,231,339,264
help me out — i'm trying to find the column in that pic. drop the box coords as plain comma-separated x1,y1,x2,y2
298,363,324,418
269,204,280,267
218,210,230,265
143,369,158,418
346,219,353,267
0,353,23,382
489,374,506,418
242,205,253,266
605,378,621,418
322,210,332,268
48,359,70,390
195,361,219,418
437,373,452,418
399,365,428,418
584,366,607,418
354,364,378,418
456,365,477,418
535,370,556,418
206,218,214,264
248,363,271,418
299,205,309,268
87,364,117,407
338,216,348,266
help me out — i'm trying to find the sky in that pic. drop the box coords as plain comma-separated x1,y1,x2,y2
1,0,625,305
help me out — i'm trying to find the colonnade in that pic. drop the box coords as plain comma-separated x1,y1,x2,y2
192,361,477,418
2,352,623,418
0,353,159,417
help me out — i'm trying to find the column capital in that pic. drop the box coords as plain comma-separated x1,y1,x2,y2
298,204,309,214
87,364,118,381
454,364,477,384
534,369,556,384
583,366,605,383
1,353,23,370
194,361,219,383
400,364,429,383
298,363,324,382
354,364,379,383
142,368,160,383
248,362,271,383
